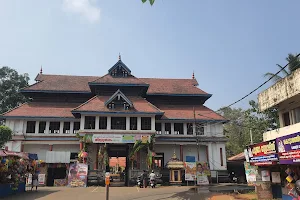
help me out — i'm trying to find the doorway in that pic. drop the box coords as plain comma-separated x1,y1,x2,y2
106,144,130,186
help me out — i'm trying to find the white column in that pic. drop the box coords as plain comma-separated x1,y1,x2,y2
23,121,27,134
59,121,64,134
151,116,155,131
161,123,165,134
70,121,74,134
171,122,174,135
137,117,141,131
208,143,214,170
45,121,50,134
10,121,15,132
107,116,111,130
35,121,39,134
95,116,100,130
80,116,85,130
126,116,130,130
183,123,187,135
193,122,196,135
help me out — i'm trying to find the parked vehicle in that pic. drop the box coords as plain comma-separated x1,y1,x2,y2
87,170,103,186
150,179,156,188
137,176,143,188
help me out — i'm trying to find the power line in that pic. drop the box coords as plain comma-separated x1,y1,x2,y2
202,53,300,116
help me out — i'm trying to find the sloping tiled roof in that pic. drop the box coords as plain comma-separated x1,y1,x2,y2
157,105,226,121
90,74,148,85
140,78,208,95
228,152,245,161
2,102,79,118
24,74,99,92
73,96,163,114
23,74,208,95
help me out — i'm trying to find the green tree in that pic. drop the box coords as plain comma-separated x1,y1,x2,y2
142,0,155,5
218,100,279,157
264,53,300,82
0,66,29,114
0,126,12,148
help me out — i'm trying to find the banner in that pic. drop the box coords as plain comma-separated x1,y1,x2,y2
38,174,46,185
244,162,257,186
248,140,278,166
91,134,149,144
276,132,300,164
184,162,196,181
196,162,210,185
68,163,88,187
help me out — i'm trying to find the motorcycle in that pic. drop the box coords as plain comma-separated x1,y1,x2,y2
137,176,143,188
150,179,155,188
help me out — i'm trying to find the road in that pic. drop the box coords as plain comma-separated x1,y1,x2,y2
3,186,217,200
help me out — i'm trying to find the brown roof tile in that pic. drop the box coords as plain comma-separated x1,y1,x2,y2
73,96,163,113
2,102,78,118
140,78,208,95
24,74,99,92
157,105,226,121
23,74,209,95
228,152,245,161
91,74,148,85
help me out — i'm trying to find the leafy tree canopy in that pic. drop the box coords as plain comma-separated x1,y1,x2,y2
0,126,12,148
142,0,155,6
218,100,279,157
0,66,29,115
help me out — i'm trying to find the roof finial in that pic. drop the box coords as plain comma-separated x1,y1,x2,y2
119,53,121,61
40,65,43,74
192,71,195,79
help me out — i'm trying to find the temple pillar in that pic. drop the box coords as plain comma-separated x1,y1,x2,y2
80,142,83,151
180,145,183,161
49,144,53,151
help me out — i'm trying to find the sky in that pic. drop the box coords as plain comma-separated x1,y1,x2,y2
0,0,300,110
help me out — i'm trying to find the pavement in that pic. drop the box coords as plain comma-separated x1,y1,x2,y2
1,184,255,200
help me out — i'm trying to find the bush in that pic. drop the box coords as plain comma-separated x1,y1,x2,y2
0,126,12,148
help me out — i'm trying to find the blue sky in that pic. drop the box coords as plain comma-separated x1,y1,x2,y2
0,0,299,110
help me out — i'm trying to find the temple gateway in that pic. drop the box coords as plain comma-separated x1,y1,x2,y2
1,57,227,186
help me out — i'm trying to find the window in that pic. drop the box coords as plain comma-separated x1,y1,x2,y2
111,117,126,130
73,122,80,133
155,123,162,134
141,117,151,130
99,117,107,129
187,123,193,135
174,123,184,135
26,121,36,133
196,123,204,135
38,121,46,133
283,112,291,126
295,108,300,124
220,148,224,166
130,117,137,130
84,116,95,129
49,122,60,134
63,122,70,134
165,123,171,134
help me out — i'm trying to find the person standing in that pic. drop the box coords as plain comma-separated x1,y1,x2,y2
142,170,148,188
31,171,39,191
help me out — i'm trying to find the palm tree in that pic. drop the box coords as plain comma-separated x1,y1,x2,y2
264,53,300,82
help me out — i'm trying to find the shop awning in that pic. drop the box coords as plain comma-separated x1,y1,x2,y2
0,150,29,159
46,151,70,163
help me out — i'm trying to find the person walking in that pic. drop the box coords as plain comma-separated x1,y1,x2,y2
31,171,39,191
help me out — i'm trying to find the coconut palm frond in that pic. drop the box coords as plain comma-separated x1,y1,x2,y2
276,64,290,76
263,72,283,82
286,53,300,72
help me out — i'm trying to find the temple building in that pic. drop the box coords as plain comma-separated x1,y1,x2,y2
1,57,227,186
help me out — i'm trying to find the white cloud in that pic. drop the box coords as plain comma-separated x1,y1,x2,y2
62,0,100,23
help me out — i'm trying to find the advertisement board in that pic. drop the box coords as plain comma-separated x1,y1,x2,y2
91,134,149,144
184,162,196,181
276,132,300,164
248,140,278,166
244,162,258,186
196,162,210,185
68,163,88,187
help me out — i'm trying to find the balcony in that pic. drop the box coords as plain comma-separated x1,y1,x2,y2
263,122,300,141
258,68,300,111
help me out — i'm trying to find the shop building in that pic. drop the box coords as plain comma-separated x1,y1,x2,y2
1,57,227,185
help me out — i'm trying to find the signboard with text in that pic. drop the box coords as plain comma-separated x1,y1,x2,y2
91,134,149,144
248,140,278,166
276,132,300,164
